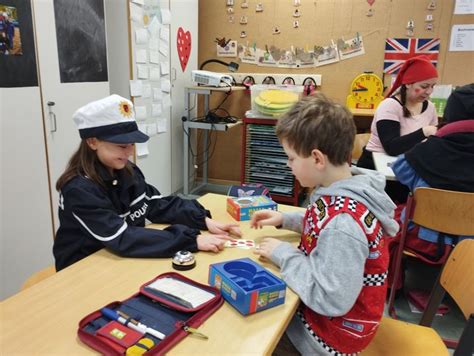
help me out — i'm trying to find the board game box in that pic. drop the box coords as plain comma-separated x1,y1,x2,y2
209,258,286,315
226,195,277,221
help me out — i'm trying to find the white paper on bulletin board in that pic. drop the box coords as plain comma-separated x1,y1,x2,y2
449,24,474,51
136,142,149,157
129,0,172,173
216,41,237,57
454,0,474,14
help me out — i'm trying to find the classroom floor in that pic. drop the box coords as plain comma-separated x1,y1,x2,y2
390,258,465,352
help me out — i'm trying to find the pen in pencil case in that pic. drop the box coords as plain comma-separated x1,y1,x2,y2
101,307,166,340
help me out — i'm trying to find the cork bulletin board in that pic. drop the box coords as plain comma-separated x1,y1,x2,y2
197,0,474,184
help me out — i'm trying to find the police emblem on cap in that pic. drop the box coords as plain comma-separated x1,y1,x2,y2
119,101,133,118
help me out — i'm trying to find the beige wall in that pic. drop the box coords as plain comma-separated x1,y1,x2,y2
198,0,474,182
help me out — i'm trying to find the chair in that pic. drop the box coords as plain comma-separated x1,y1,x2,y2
420,239,474,354
387,188,474,319
21,265,56,290
363,239,474,356
351,133,370,164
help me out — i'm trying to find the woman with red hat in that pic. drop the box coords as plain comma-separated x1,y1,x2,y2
357,55,439,202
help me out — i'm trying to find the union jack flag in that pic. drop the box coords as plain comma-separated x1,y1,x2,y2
383,38,440,74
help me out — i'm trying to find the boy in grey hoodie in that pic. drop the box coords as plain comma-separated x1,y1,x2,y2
251,94,399,355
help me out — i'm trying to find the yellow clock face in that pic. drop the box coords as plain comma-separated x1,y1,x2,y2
350,73,383,104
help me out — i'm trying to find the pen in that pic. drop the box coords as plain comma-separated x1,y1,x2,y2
101,307,166,340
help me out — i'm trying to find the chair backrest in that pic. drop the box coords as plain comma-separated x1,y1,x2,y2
352,133,371,162
439,239,474,320
21,265,56,291
411,187,474,236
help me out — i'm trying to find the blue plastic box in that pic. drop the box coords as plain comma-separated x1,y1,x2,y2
208,258,286,315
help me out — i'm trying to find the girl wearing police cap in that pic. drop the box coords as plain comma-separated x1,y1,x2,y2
53,94,241,271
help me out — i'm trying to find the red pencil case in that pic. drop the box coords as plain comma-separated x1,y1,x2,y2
78,272,224,355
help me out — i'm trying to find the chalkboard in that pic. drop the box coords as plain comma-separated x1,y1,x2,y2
54,0,108,83
0,0,38,88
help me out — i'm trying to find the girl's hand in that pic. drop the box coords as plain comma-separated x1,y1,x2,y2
250,210,283,229
196,234,233,253
422,125,437,137
253,237,282,260
205,217,242,237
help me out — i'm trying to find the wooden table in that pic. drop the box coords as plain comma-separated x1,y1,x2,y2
372,152,397,181
0,193,303,355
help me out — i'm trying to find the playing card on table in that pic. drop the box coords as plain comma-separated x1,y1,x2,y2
224,239,256,249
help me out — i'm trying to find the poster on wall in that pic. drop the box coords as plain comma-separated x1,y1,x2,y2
454,0,474,14
216,40,237,57
257,47,278,67
449,24,474,51
238,43,257,64
0,0,38,87
338,35,365,60
383,38,440,74
314,44,339,66
0,4,22,55
53,0,108,83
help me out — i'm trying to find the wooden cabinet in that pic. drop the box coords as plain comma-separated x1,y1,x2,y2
34,0,110,231
241,117,303,206
1,87,54,300
1,0,198,300
350,108,375,133
1,0,110,299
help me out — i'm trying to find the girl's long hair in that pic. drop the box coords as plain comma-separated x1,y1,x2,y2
56,141,104,191
399,85,412,118
56,140,132,191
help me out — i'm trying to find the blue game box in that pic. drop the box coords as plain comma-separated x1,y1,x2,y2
208,258,286,315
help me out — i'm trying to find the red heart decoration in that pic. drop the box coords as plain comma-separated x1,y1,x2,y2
177,27,192,72
367,0,375,5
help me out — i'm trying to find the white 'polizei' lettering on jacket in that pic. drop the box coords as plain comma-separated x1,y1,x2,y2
129,202,149,222
119,194,162,219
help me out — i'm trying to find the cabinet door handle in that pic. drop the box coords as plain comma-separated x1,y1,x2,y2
172,67,177,82
47,101,57,133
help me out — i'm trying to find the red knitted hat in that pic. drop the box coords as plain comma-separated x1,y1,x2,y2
385,55,438,98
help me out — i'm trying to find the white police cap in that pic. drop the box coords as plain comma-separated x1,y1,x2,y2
73,94,149,144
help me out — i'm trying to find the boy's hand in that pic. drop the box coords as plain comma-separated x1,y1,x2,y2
250,210,283,229
205,217,242,237
254,237,282,259
196,234,233,253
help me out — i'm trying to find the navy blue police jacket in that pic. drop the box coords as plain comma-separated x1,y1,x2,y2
53,162,210,271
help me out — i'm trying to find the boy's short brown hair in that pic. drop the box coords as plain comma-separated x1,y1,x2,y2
275,93,356,165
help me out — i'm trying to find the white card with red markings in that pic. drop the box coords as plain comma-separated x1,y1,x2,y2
225,239,256,249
